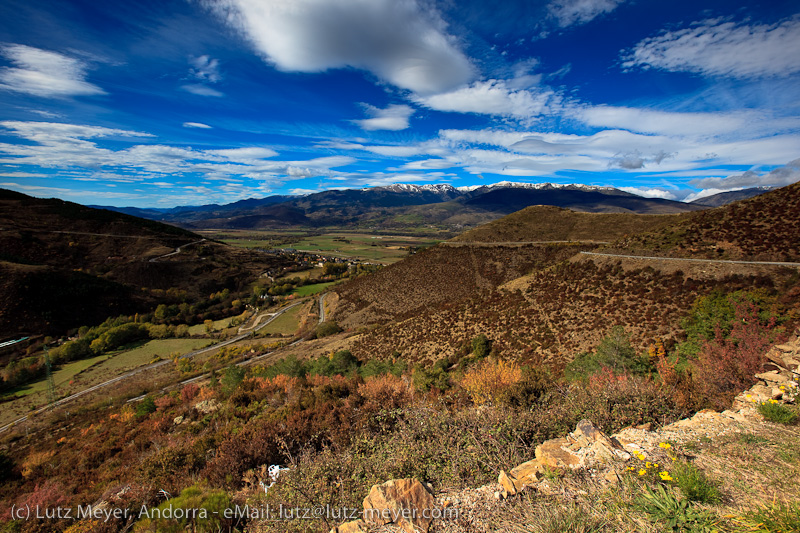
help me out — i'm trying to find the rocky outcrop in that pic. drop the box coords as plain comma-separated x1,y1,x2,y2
362,478,437,533
733,339,799,410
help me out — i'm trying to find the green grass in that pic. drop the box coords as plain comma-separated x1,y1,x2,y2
672,461,722,504
757,401,799,424
739,502,800,532
187,315,244,335
257,307,303,336
291,281,341,297
3,354,108,398
216,230,437,263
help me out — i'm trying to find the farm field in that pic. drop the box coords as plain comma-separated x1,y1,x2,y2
255,305,304,336
0,338,210,426
291,280,341,297
212,230,438,263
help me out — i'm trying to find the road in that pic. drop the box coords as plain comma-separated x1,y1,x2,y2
579,251,800,267
0,301,304,434
149,238,206,262
441,240,610,247
318,293,328,323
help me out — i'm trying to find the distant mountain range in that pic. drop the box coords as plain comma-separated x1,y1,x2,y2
689,187,776,207
92,182,730,232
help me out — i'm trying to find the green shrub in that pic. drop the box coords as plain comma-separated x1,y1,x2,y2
471,334,492,358
757,401,798,425
315,321,342,338
671,461,722,504
221,365,246,396
632,483,718,532
564,327,650,380
136,396,157,417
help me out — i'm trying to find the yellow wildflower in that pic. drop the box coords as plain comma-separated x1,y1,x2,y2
638,469,647,476
634,452,646,460
658,442,671,449
659,471,673,481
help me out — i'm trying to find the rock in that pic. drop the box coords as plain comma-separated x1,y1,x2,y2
510,459,546,483
636,422,653,431
173,415,185,425
498,470,520,497
535,437,582,469
363,478,436,533
494,491,503,500
603,470,620,484
330,520,368,533
574,419,605,442
775,344,797,354
194,399,221,414
762,362,788,373
756,371,789,384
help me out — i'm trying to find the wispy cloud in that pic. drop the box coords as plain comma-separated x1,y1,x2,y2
183,122,213,129
548,0,626,28
416,79,559,122
622,16,800,79
181,84,224,97
0,44,105,98
201,0,475,95
189,55,221,83
352,104,414,131
689,159,800,190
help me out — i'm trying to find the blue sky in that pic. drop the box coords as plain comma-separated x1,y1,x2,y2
0,0,799,207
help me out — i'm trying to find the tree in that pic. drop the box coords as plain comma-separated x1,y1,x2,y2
221,365,246,396
315,321,342,338
471,334,492,358
136,396,157,417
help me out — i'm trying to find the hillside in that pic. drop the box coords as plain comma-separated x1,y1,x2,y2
608,182,800,262
333,242,594,327
450,205,689,243
331,185,800,365
0,189,291,337
690,187,774,207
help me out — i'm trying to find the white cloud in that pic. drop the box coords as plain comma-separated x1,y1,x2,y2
206,147,278,159
353,104,414,131
689,159,800,190
0,120,352,185
622,17,800,79
577,105,748,137
416,79,558,121
202,0,474,94
189,55,221,83
0,44,105,98
181,84,224,97
549,0,626,28
617,186,684,201
183,122,213,129
400,158,456,170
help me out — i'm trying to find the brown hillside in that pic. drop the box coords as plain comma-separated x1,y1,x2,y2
607,182,800,262
346,259,797,366
0,190,292,336
333,243,594,327
450,205,688,243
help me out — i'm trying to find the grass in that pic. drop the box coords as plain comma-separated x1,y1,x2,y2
214,230,437,264
757,401,799,425
672,461,722,504
2,353,108,398
738,501,800,532
187,313,247,335
257,306,303,336
291,281,341,297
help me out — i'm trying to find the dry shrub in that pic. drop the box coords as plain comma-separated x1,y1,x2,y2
180,382,200,402
20,450,56,479
357,374,412,410
691,302,784,410
461,359,523,405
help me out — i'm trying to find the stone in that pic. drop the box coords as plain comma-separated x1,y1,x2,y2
363,478,436,533
535,437,582,469
330,520,368,533
775,344,797,353
510,459,546,484
194,399,221,414
173,415,185,425
498,470,521,497
756,371,789,384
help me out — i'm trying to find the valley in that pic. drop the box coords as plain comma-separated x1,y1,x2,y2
0,183,798,533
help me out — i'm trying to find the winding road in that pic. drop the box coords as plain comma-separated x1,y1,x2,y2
579,251,800,267
149,238,206,262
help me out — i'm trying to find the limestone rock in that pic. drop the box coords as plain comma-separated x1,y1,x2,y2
363,478,436,533
194,399,221,414
535,437,582,469
330,520,368,533
498,470,521,497
510,459,546,483
756,371,789,384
